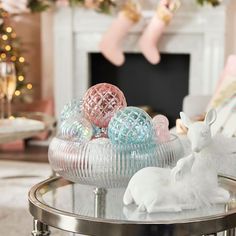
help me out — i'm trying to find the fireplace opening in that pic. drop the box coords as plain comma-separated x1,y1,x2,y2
89,53,190,127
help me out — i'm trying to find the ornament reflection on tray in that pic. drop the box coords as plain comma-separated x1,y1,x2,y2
49,83,184,188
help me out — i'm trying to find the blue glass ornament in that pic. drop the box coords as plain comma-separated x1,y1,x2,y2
59,117,93,143
108,107,154,145
60,99,83,122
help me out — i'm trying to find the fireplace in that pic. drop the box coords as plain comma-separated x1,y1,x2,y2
52,1,236,117
90,53,190,127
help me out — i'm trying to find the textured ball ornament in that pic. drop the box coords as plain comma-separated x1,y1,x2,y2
59,117,93,143
108,107,154,145
82,83,127,128
153,114,170,142
60,99,83,122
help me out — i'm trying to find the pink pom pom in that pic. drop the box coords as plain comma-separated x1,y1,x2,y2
82,83,127,128
153,114,170,142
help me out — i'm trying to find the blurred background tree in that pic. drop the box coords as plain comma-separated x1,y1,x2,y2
0,8,33,102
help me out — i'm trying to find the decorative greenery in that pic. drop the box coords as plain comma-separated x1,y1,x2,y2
96,0,116,14
0,0,222,20
25,0,221,15
196,0,222,7
0,9,32,101
27,0,116,14
27,0,55,13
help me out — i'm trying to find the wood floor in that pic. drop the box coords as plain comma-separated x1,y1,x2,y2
0,145,49,163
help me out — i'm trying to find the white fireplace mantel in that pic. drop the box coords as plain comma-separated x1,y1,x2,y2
52,1,236,117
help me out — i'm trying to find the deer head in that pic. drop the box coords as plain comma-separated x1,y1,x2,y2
180,109,217,153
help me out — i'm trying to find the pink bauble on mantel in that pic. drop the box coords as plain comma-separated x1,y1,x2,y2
82,83,127,128
153,114,171,142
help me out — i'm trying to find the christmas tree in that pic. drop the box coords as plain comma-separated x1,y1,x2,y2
0,9,33,102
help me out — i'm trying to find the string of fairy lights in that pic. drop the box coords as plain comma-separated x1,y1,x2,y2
0,9,33,101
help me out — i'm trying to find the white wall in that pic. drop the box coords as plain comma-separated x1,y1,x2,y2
226,0,236,55
41,11,54,99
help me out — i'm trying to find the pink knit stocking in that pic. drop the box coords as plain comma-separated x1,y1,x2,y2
139,0,180,64
100,2,141,66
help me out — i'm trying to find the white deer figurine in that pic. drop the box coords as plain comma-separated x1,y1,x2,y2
123,109,230,213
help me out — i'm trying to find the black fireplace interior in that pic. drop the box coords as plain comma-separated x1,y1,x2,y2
89,53,190,127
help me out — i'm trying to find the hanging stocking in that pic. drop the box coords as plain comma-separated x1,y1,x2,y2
100,1,141,66
1,0,28,14
139,0,181,64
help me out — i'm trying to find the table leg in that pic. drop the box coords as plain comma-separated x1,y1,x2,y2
94,187,107,218
31,219,50,236
224,228,236,236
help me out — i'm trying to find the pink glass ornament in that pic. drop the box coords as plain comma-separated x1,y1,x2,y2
82,83,127,128
153,114,171,142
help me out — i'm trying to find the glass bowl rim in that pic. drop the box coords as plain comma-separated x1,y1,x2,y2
51,133,180,149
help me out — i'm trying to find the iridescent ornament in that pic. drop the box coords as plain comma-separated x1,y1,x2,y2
153,114,170,142
59,117,93,143
108,106,154,145
82,83,127,128
60,99,83,122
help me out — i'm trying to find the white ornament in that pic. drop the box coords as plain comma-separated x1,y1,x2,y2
123,109,231,213
2,0,28,14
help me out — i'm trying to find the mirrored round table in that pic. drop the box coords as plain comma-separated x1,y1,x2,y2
28,176,236,236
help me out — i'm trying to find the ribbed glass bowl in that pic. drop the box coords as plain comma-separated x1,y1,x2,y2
48,134,184,188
